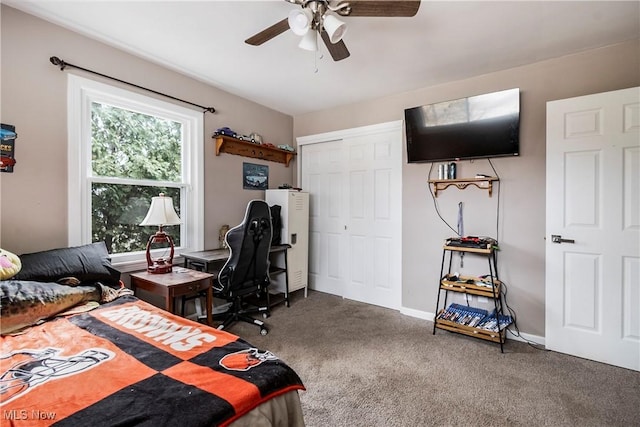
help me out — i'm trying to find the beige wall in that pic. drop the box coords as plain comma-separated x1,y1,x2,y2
0,5,294,255
294,40,640,337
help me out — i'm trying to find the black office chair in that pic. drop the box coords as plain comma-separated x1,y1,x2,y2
214,199,272,335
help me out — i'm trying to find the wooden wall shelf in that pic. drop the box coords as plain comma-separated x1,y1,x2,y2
214,135,296,167
428,177,499,197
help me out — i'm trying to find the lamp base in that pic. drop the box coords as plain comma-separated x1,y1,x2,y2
147,263,172,274
147,258,173,274
145,230,175,274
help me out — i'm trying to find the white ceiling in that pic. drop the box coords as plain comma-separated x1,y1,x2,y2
5,1,640,116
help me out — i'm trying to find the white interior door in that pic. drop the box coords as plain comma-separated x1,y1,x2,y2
299,121,402,310
546,87,640,371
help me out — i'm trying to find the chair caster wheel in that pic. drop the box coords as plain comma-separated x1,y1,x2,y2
260,328,268,336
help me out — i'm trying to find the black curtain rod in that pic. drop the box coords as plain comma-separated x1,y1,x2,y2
50,56,216,114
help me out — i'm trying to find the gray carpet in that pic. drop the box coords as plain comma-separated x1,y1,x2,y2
227,290,640,426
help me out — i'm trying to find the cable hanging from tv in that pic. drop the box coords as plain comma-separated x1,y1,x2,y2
49,56,216,114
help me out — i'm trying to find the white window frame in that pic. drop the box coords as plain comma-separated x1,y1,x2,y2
67,74,204,271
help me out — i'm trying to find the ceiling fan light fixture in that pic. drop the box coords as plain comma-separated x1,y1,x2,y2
288,9,313,35
298,29,318,51
323,13,347,43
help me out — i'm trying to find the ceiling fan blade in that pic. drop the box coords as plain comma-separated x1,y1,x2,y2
346,0,421,17
245,18,290,45
320,30,350,61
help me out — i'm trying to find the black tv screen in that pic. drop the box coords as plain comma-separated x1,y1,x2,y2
405,88,520,163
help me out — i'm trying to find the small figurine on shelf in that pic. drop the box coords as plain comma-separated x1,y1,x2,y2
277,144,295,152
213,127,237,138
278,183,303,191
237,134,254,142
448,162,457,179
219,224,230,249
249,132,263,144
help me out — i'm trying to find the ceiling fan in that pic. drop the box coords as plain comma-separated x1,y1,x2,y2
245,0,421,61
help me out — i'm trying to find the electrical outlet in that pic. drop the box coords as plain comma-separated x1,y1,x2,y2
477,296,488,304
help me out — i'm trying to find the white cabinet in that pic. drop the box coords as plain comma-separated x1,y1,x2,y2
265,190,309,296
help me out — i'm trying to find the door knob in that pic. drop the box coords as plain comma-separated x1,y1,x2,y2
551,234,575,244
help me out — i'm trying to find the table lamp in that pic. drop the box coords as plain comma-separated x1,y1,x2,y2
140,193,181,273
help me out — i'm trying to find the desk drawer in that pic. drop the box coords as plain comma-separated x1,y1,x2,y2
172,280,209,297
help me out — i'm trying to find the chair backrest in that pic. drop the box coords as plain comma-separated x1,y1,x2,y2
216,200,273,296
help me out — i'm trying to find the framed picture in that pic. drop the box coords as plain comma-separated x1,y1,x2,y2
243,162,268,190
1,123,17,173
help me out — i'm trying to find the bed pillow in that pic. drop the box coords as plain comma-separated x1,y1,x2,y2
0,280,102,334
0,248,22,280
14,242,120,286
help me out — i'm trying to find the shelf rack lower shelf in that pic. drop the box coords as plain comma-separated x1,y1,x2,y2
434,315,506,344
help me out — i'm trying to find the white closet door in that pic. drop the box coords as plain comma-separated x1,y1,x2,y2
299,121,402,310
302,140,346,297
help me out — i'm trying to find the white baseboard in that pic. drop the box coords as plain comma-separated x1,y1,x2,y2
400,306,436,321
399,305,545,346
505,329,546,346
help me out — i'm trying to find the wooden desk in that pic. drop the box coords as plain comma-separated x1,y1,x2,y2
181,248,230,272
181,244,291,307
130,267,214,326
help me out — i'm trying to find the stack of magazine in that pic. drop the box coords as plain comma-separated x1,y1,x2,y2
437,304,512,332
437,303,488,328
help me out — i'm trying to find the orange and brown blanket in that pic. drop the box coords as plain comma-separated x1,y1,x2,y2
1,296,304,426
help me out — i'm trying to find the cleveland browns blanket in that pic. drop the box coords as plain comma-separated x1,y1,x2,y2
0,295,304,426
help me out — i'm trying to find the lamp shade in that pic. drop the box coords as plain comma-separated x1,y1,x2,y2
298,29,318,51
323,14,347,43
140,193,181,227
288,9,312,36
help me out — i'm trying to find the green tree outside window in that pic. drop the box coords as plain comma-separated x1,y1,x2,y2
90,103,182,254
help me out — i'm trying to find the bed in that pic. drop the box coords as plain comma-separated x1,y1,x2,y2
0,244,305,426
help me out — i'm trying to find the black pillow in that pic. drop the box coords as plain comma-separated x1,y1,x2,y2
14,242,120,286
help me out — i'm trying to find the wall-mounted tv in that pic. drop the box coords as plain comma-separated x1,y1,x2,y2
404,88,520,163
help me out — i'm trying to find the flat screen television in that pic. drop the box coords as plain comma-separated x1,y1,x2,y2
404,88,520,163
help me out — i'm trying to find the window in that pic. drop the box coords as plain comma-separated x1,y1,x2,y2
68,75,203,268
